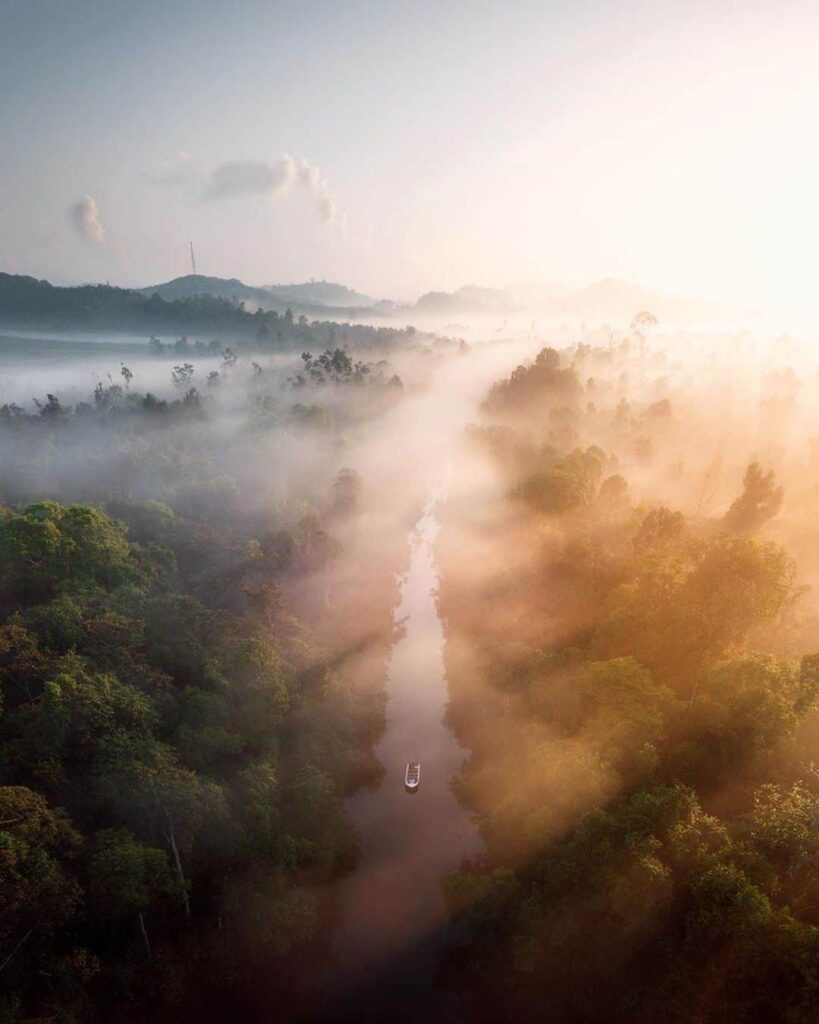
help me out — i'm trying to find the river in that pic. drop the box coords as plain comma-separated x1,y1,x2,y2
292,343,535,1023
308,495,484,1023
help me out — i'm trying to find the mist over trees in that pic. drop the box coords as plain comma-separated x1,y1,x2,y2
0,326,444,1021
6,0,819,1019
437,328,819,1023
4,277,819,1024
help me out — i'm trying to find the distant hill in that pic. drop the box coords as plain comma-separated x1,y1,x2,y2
263,280,373,309
0,269,741,337
140,275,276,308
414,285,515,316
131,273,741,326
408,278,737,324
0,271,284,334
0,271,415,348
140,274,380,320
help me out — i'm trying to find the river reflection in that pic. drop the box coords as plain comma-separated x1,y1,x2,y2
310,499,483,1023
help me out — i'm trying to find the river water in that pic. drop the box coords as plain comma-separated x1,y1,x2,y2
309,497,484,1023
293,344,537,1023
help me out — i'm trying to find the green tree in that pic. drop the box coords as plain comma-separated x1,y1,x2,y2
0,502,131,606
2,660,157,802
633,506,685,554
88,828,175,957
0,786,81,972
724,462,784,534
582,657,677,769
105,747,232,919
700,654,805,753
233,760,282,857
0,620,49,707
515,447,606,514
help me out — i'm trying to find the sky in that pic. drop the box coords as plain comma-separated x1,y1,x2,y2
1,0,818,314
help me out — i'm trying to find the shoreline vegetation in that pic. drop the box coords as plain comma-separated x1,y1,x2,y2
437,336,819,1023
0,331,427,1022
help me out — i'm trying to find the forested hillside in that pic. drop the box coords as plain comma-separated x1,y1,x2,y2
0,273,398,343
138,276,377,320
438,333,819,1023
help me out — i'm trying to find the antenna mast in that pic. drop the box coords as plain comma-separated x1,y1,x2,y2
189,241,197,276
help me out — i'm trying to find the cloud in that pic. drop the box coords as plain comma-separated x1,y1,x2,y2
203,153,338,223
297,158,336,223
69,195,105,244
204,155,295,199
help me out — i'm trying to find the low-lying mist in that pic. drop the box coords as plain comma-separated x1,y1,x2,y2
6,305,819,1023
435,314,819,1023
0,315,543,1022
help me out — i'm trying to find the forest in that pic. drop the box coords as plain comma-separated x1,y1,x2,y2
4,300,819,1024
0,333,441,1022
0,272,404,344
6,310,819,1023
437,325,819,1022
7,3,819,1021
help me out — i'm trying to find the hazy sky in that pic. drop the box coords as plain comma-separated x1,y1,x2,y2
1,0,818,312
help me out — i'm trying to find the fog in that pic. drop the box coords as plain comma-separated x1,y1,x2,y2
8,0,819,1017
429,314,819,1021
3,305,819,1023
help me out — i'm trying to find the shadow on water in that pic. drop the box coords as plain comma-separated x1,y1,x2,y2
302,498,484,1023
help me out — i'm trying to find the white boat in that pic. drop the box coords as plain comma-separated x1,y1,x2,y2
404,762,421,792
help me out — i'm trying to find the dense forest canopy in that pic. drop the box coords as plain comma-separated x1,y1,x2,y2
0,327,452,1021
3,278,819,1024
437,327,819,1023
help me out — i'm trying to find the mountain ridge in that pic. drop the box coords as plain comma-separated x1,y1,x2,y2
139,274,381,320
1,269,746,329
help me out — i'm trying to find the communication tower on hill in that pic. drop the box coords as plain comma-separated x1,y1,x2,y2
189,241,197,277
